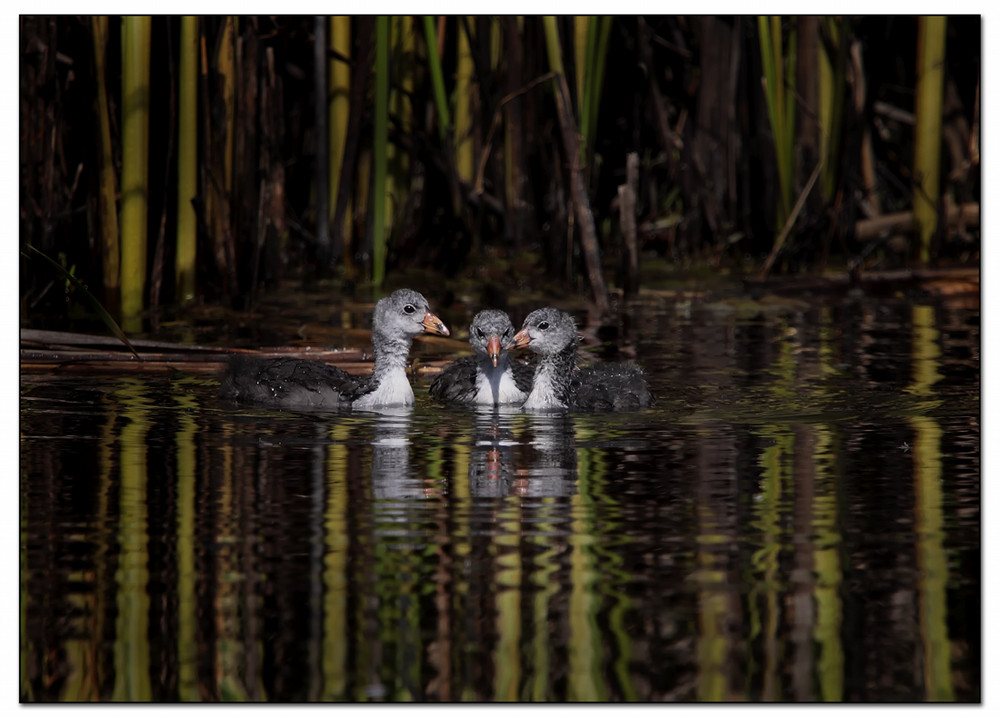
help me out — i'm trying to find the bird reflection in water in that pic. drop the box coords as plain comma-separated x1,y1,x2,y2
467,410,578,498
367,407,423,501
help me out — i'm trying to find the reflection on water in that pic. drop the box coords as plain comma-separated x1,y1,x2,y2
20,292,980,702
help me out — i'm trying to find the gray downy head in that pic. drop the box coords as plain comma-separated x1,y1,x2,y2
371,288,449,345
469,309,516,368
509,307,578,357
508,307,579,409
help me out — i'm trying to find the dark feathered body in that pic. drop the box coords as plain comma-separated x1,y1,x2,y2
218,355,368,410
510,307,652,412
219,289,449,411
430,354,534,405
429,309,533,406
569,363,652,411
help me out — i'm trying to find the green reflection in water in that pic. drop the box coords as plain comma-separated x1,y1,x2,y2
748,319,796,701
396,563,421,702
322,422,351,701
175,380,200,701
111,378,152,701
527,502,559,702
690,424,734,702
910,304,953,702
567,438,605,702
370,515,419,699
812,311,844,701
577,422,637,701
695,498,729,702
810,423,844,702
351,440,375,702
214,412,253,701
62,571,98,695
749,424,790,702
93,386,116,698
449,435,475,702
493,497,523,701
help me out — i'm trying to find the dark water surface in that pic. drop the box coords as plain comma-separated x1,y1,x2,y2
20,286,980,702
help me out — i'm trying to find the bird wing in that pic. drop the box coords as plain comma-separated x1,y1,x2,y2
428,356,480,403
511,359,536,394
569,363,653,411
220,355,366,409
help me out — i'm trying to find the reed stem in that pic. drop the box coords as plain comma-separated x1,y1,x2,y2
387,16,414,240
120,16,152,328
913,16,947,263
329,16,351,211
372,16,389,286
314,16,330,264
175,16,198,302
421,16,451,142
91,16,120,311
757,16,797,237
454,18,475,181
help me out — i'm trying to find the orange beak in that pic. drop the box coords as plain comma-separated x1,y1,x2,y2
422,311,450,336
509,327,532,349
486,334,502,367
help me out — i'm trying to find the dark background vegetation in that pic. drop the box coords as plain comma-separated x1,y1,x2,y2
19,16,981,329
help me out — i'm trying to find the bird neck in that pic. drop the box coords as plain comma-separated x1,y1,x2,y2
523,340,576,410
353,330,415,408
371,329,413,378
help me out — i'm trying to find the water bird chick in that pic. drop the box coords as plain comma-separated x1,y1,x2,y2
508,307,652,412
429,309,533,406
219,288,449,410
